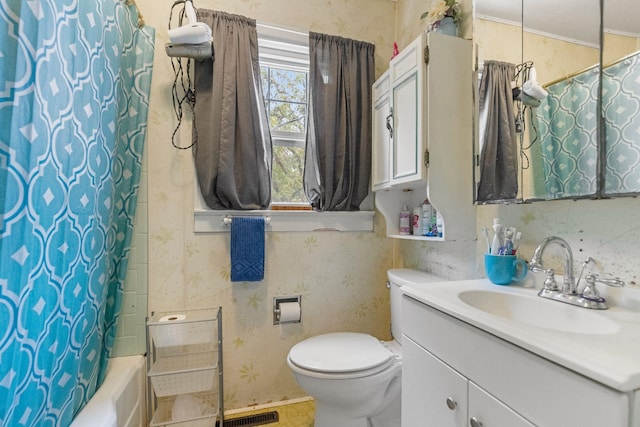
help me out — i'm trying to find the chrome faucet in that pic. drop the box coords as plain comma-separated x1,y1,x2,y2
529,236,625,310
529,236,576,294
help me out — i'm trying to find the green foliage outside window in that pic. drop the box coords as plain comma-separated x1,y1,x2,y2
261,66,308,204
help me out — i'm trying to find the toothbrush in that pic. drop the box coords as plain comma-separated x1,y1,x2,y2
500,227,514,255
482,227,491,254
512,231,522,255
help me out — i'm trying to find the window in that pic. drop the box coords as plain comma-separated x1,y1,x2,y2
257,24,310,207
193,24,374,232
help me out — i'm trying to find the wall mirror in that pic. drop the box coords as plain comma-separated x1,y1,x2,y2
473,0,640,204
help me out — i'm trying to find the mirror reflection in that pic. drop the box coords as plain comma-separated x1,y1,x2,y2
474,0,640,203
602,0,640,195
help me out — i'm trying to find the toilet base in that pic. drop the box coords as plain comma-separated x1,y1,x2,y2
313,388,401,427
314,401,370,427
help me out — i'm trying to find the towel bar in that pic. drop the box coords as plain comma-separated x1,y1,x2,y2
222,216,271,226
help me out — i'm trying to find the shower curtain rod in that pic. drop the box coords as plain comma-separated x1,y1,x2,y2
543,49,640,88
543,62,599,88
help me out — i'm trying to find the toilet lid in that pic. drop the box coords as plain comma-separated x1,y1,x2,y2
288,332,393,373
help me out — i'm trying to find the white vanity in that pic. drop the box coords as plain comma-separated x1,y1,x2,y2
401,279,640,426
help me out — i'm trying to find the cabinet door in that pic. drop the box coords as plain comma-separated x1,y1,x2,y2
402,336,467,427
390,35,425,187
468,382,534,427
372,72,391,191
392,73,419,183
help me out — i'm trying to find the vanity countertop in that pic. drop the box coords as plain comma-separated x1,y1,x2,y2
402,278,640,392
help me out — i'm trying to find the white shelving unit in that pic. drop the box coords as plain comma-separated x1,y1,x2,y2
146,307,223,427
372,32,476,242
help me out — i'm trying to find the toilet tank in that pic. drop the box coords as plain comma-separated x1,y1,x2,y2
388,269,445,344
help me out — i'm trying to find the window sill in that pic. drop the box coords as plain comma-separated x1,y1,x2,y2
194,209,374,233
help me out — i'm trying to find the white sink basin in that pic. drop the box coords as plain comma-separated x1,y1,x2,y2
458,290,620,335
400,278,640,392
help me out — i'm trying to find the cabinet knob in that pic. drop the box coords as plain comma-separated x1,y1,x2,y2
445,397,457,410
470,417,483,427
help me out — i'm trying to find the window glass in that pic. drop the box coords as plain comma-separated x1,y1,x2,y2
258,27,310,206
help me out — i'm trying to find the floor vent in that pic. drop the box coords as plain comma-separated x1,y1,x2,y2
218,411,280,427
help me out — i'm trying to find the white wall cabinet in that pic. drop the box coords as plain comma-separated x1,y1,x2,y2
371,32,475,241
402,295,632,427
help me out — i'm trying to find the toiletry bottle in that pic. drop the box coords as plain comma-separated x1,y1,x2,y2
422,199,433,236
436,211,444,238
429,206,438,236
490,218,503,255
399,205,410,235
412,205,422,236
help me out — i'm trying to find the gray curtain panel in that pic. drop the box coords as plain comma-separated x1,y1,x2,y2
194,10,272,210
477,61,518,202
304,32,375,211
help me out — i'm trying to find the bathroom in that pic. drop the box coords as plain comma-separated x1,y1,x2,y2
2,0,639,426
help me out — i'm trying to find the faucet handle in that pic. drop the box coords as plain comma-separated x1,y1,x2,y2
581,275,606,303
581,274,625,304
592,276,625,288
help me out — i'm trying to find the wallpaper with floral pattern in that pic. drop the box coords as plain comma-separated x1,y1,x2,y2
139,0,402,410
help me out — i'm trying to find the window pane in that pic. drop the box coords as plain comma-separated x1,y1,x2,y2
269,101,306,133
271,145,306,204
268,68,306,102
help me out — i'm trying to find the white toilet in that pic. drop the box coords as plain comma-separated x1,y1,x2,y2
287,269,445,427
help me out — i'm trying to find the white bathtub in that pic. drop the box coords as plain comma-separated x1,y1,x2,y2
71,355,146,427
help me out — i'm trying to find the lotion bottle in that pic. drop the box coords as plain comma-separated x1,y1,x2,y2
412,205,422,236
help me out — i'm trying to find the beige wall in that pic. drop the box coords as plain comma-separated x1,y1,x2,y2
139,0,396,410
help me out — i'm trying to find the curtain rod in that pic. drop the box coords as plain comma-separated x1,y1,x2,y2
126,0,145,28
543,49,640,88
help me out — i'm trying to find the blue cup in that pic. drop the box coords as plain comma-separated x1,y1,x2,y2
484,254,528,285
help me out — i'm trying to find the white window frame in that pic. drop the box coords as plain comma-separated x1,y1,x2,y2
193,23,374,233
259,28,309,207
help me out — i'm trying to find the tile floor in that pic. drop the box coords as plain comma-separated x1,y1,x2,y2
225,399,315,427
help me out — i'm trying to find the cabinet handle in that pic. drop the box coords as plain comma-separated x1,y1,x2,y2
470,417,483,427
445,397,457,410
386,111,393,138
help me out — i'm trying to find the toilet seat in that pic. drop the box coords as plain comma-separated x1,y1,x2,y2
288,332,397,379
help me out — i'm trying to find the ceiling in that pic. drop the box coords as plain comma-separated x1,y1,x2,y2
475,0,640,46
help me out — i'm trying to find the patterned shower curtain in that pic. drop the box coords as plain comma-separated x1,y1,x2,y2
602,51,640,194
531,67,599,199
0,1,154,425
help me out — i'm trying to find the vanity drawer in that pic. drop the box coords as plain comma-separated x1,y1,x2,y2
402,295,630,427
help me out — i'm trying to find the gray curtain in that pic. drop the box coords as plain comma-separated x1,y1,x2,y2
194,10,272,209
304,32,375,211
477,61,518,202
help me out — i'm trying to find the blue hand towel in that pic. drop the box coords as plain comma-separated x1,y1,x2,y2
230,216,265,282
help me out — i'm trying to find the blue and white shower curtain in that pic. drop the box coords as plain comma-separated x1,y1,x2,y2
531,67,599,199
602,51,640,194
0,1,154,425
